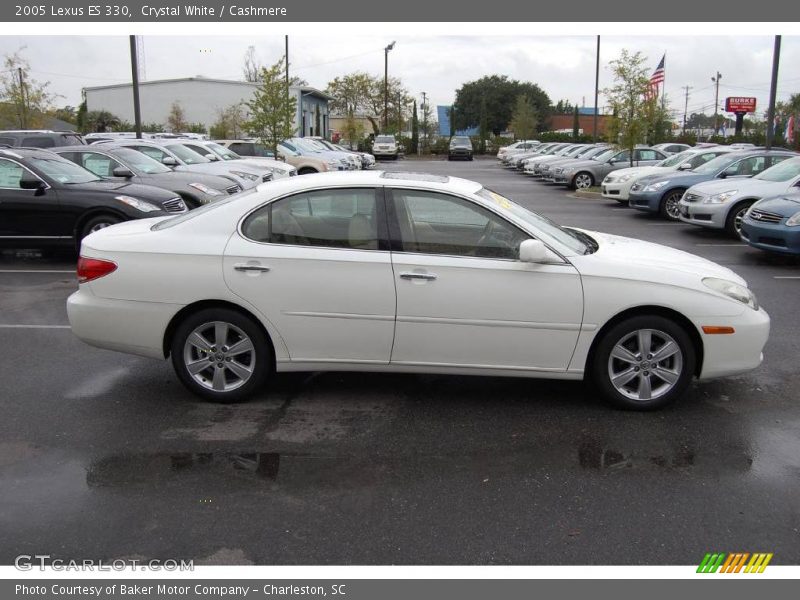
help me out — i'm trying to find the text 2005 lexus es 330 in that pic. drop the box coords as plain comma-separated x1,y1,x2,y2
67,171,770,410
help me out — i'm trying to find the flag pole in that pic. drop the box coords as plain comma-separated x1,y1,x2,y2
660,53,666,113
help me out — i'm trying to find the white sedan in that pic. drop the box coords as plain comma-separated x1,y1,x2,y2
67,171,770,410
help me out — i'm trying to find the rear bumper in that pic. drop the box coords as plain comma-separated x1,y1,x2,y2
692,306,770,380
740,219,800,255
67,287,181,359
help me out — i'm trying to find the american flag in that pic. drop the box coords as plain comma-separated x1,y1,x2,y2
645,55,666,100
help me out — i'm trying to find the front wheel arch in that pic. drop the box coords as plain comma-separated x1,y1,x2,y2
571,171,595,189
585,305,704,379
726,198,758,236
162,300,276,372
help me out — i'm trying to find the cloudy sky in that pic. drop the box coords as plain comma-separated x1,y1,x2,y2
2,34,799,120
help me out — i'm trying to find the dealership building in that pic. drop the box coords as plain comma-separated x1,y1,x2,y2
84,76,333,138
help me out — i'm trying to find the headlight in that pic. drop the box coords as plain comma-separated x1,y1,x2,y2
785,210,800,226
703,190,738,204
114,195,161,213
617,174,634,183
702,277,759,310
643,181,669,192
229,170,260,182
188,183,223,196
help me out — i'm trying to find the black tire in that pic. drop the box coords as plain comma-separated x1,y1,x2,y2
80,214,122,242
616,199,628,205
170,307,272,403
468,156,474,161
298,167,318,175
725,200,755,238
659,189,685,220
571,172,594,190
591,315,696,411
447,156,453,161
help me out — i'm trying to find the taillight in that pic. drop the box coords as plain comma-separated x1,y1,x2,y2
77,257,117,283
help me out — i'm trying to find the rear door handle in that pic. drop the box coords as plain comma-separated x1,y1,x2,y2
399,272,437,281
234,263,270,272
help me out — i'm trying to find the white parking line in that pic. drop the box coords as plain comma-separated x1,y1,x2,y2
0,324,71,329
695,243,747,247
0,269,74,273
774,276,800,280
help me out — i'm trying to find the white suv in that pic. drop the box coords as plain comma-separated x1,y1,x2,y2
372,135,399,160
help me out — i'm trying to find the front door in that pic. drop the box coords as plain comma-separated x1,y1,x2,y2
387,188,584,371
0,157,63,239
223,187,396,364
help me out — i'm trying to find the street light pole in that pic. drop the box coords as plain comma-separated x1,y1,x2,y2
711,72,722,137
383,41,395,132
765,35,782,150
129,35,142,139
682,85,692,136
593,35,600,142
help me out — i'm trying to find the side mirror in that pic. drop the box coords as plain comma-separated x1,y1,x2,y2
20,173,46,195
677,163,692,171
519,239,549,263
205,153,219,161
162,156,178,167
112,166,134,178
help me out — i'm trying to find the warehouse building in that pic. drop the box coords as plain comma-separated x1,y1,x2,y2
84,76,333,138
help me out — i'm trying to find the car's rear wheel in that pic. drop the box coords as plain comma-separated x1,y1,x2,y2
659,189,685,220
726,200,754,238
298,167,318,175
80,214,122,241
171,308,271,403
591,315,696,410
572,172,594,190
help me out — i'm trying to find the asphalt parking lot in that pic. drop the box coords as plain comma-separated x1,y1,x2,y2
1,157,799,566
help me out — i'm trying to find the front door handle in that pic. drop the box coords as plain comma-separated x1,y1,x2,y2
234,263,270,273
399,272,437,281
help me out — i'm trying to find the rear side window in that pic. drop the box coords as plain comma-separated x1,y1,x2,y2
0,136,15,146
23,137,55,148
242,188,379,250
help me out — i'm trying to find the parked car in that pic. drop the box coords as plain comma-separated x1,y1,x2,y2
552,148,668,190
297,137,360,170
110,139,255,191
678,156,800,236
496,140,539,161
0,129,85,148
280,138,353,171
55,145,236,209
0,147,186,246
652,143,691,155
628,149,797,220
161,140,277,183
215,140,332,174
740,192,800,255
523,144,590,175
67,171,769,411
448,136,474,161
372,135,400,160
309,137,376,169
601,148,733,203
538,146,610,181
174,139,297,179
507,143,571,169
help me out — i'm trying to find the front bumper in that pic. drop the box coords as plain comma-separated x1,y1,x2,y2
692,306,770,380
628,189,662,213
601,179,634,200
677,196,729,229
740,218,800,255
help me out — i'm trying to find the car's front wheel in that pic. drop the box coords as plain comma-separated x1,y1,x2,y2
80,214,122,241
591,315,696,410
659,189,685,220
572,172,594,190
726,200,754,238
171,308,271,402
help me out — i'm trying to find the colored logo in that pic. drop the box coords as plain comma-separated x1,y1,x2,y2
697,552,773,573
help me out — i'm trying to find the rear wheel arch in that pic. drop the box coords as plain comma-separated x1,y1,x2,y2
162,299,276,370
73,208,128,244
585,305,704,378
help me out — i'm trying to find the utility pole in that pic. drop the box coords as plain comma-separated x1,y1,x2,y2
711,72,722,137
383,41,395,132
421,91,428,153
682,85,692,135
765,35,782,150
17,67,27,128
129,35,142,139
593,35,600,142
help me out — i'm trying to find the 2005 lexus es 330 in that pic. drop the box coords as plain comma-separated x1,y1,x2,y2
67,171,770,410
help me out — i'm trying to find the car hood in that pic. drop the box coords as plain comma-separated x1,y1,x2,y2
689,177,785,195
71,180,177,200
635,170,713,187
575,230,746,285
751,193,800,216
607,165,672,179
141,171,233,190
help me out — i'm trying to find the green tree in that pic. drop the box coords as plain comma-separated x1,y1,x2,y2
603,49,655,166
342,113,365,149
453,75,550,136
243,46,306,85
0,49,57,128
167,102,188,132
85,110,121,133
326,72,410,135
244,57,297,159
210,103,247,139
50,105,78,125
410,99,419,154
187,122,206,134
76,98,88,133
508,95,539,140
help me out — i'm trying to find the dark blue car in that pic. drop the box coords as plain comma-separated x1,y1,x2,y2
740,192,800,255
628,149,797,220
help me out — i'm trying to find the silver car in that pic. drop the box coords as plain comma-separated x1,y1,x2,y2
552,147,668,189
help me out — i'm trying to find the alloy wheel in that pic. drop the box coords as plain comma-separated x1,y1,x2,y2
607,328,683,402
574,173,593,189
182,321,256,392
664,192,683,220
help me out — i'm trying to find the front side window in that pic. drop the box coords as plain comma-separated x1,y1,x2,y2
636,149,659,161
165,144,210,164
22,137,55,148
0,158,25,188
130,145,169,163
726,156,766,177
78,152,122,177
242,188,379,250
392,190,529,260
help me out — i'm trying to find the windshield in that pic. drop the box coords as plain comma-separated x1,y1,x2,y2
754,157,800,182
291,138,325,153
659,150,693,168
591,149,615,162
375,136,395,144
477,188,591,255
164,143,211,164
451,137,470,144
112,147,172,174
692,153,739,174
30,156,101,184
278,142,300,156
205,142,242,161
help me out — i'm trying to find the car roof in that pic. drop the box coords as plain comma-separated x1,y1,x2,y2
0,147,62,160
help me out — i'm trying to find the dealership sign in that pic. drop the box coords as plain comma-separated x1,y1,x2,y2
725,97,757,113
